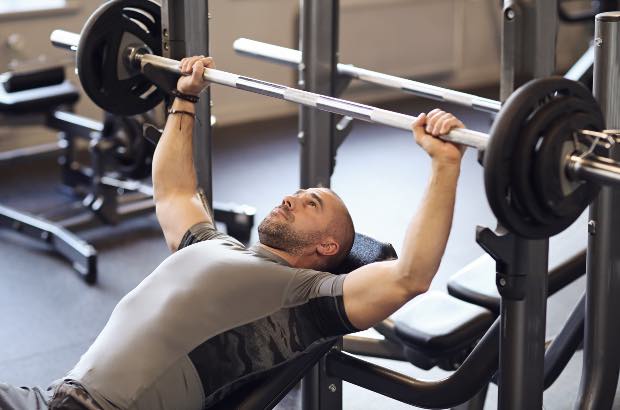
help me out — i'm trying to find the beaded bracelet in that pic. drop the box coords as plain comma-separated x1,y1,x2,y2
171,89,200,103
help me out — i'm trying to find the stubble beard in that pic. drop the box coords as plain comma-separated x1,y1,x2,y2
257,214,321,255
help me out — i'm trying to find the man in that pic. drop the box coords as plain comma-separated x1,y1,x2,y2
0,56,465,410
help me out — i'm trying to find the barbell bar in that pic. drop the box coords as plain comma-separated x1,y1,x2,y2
233,38,502,114
51,29,489,151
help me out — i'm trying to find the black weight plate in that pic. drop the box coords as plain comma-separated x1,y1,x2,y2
509,96,577,225
103,114,154,180
76,0,163,116
484,77,603,239
534,112,602,218
510,96,599,226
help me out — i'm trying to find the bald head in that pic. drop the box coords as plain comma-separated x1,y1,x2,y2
258,188,355,271
323,189,355,269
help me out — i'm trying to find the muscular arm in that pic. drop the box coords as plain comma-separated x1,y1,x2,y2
153,99,212,251
343,110,465,330
153,56,215,251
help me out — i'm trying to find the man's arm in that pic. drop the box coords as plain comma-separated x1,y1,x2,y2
152,56,215,251
343,110,466,330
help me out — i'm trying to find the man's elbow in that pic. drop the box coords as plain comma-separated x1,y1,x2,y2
396,266,432,298
155,201,182,252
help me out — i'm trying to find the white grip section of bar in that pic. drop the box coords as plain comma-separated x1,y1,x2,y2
446,128,488,151
50,29,80,51
204,68,241,88
369,109,416,131
284,88,319,107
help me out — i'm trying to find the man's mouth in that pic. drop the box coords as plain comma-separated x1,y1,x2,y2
274,207,290,221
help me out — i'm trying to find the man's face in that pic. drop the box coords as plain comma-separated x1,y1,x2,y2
258,188,342,254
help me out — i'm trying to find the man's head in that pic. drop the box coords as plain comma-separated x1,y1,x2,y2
258,188,355,271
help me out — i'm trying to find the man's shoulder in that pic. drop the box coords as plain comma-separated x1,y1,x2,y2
178,222,245,250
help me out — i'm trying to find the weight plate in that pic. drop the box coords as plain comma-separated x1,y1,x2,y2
484,77,604,239
509,96,577,225
534,112,602,219
76,0,163,116
103,114,154,180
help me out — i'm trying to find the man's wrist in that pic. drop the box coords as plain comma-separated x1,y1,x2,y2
431,159,461,176
171,89,200,103
171,98,197,112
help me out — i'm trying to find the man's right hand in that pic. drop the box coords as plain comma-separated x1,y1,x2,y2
176,55,215,96
413,109,466,166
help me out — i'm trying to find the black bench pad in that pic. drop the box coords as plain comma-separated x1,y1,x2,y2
447,254,500,314
447,251,587,316
0,80,79,114
393,291,494,370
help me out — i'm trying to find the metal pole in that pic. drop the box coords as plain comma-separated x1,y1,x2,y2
492,236,549,410
161,0,213,207
575,11,620,410
299,2,343,408
501,0,558,100
495,1,556,408
298,0,338,189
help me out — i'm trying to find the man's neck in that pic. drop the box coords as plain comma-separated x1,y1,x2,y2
255,243,308,269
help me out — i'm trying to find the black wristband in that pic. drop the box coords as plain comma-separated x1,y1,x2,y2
171,89,200,103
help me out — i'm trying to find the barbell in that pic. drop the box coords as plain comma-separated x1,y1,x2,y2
51,0,620,239
232,38,502,114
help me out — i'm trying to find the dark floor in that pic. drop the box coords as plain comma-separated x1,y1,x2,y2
0,93,617,409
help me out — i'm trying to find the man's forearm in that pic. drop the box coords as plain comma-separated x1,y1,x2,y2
397,161,460,294
152,99,197,202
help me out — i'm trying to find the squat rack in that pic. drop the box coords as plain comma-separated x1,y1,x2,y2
292,1,552,409
232,1,620,409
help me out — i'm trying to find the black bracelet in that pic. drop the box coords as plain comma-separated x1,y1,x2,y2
167,108,201,129
171,89,200,103
167,108,196,119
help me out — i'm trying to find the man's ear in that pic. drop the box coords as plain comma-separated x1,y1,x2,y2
317,238,339,256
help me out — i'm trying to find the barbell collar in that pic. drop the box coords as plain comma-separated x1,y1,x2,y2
567,155,620,187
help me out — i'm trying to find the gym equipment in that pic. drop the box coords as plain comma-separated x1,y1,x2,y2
448,250,586,314
233,38,502,114
575,12,620,408
0,65,255,282
51,1,618,239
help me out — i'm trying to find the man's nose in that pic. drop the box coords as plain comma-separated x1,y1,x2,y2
282,196,294,209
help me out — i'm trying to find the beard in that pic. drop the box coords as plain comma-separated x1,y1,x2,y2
258,212,322,255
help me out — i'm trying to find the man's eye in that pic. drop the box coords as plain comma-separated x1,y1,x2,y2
309,201,317,207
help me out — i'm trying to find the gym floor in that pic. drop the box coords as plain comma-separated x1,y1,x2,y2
0,92,617,409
